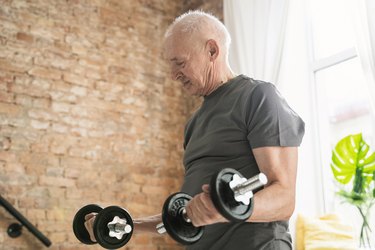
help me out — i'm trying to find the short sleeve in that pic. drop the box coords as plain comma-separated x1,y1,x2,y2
246,82,305,149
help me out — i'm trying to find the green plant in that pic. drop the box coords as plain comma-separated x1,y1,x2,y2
330,133,375,248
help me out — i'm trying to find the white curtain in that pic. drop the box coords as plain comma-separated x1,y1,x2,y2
223,1,325,246
223,0,289,84
349,0,375,113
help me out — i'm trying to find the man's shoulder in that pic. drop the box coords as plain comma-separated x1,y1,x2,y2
230,75,277,100
232,75,274,91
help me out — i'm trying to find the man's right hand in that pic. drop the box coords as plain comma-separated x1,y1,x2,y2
84,213,98,242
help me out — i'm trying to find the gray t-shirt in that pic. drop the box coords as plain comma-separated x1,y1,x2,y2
181,75,305,250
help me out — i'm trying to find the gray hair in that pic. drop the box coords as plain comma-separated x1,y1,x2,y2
164,10,231,61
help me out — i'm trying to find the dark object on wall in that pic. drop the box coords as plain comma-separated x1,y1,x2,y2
0,195,52,247
7,223,23,238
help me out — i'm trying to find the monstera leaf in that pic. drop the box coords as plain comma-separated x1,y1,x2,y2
330,133,375,248
330,133,375,189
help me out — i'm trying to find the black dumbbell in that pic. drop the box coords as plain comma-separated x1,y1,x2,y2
73,204,133,249
156,192,204,245
210,168,267,222
74,194,203,247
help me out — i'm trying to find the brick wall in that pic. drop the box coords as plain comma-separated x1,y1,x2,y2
0,0,222,249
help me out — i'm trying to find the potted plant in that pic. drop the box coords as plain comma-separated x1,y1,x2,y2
330,133,375,248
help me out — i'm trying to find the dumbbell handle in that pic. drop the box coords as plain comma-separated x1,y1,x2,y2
230,173,268,205
156,208,190,234
107,216,132,240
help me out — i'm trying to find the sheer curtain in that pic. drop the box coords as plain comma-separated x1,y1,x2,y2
223,0,289,84
350,0,375,113
223,0,323,245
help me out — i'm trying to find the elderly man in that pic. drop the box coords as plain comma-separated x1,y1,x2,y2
85,10,304,250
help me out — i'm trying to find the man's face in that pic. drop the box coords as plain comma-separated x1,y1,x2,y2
165,35,210,96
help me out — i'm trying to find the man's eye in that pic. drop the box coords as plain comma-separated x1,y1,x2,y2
176,61,185,66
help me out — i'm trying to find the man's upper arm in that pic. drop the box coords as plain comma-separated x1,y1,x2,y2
252,146,298,193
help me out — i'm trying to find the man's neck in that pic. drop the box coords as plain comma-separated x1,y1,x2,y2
206,67,236,95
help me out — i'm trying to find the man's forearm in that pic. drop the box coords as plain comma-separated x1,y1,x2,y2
247,182,295,223
133,214,162,234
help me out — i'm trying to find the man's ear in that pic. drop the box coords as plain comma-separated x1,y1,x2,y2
206,39,219,61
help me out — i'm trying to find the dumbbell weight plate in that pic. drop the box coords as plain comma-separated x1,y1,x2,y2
93,206,133,249
210,168,254,222
73,204,103,245
162,192,204,245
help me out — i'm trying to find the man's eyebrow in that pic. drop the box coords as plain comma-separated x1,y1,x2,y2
170,57,178,61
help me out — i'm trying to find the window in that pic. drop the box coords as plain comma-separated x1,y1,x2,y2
308,0,375,214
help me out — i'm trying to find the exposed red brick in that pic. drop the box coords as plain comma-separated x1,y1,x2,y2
0,0,222,249
16,32,34,43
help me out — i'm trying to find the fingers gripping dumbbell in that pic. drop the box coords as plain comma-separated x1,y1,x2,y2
73,204,133,249
156,192,204,245
210,168,268,221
